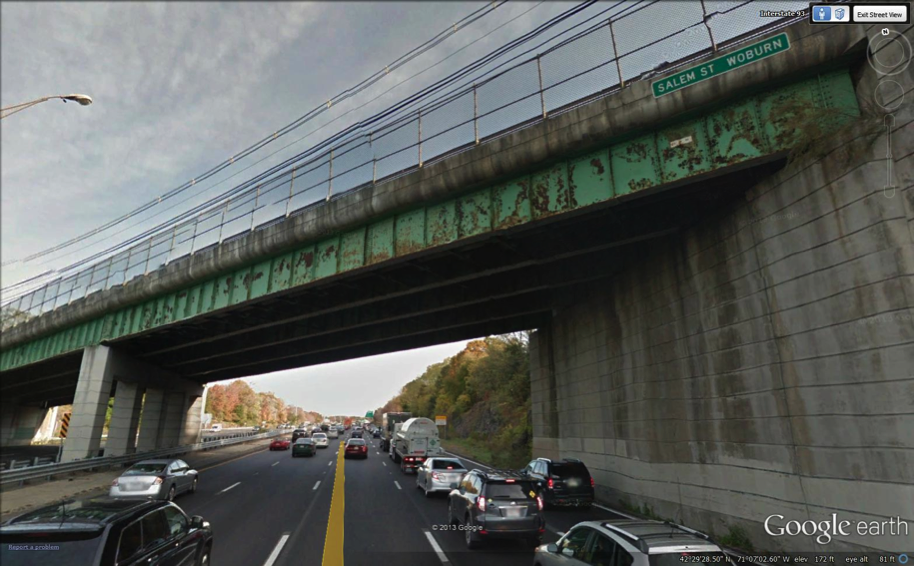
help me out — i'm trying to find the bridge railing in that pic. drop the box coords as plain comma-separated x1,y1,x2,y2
2,0,811,330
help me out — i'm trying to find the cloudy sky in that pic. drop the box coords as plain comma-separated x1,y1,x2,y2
1,1,600,414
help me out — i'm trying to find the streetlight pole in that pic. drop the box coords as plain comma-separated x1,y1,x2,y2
1,93,93,120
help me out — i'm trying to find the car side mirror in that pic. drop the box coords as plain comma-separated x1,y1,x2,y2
546,543,559,554
190,515,209,530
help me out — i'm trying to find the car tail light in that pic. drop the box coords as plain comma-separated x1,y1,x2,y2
477,497,486,512
505,479,515,483
153,477,164,485
110,479,118,487
536,495,544,510
479,530,488,535
431,472,440,481
590,477,595,488
547,478,554,490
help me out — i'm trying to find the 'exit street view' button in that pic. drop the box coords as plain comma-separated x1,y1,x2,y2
854,4,909,22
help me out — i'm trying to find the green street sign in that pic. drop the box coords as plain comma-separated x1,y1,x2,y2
652,33,790,98
365,411,374,418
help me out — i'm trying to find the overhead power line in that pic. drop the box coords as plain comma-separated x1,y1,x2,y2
3,0,508,268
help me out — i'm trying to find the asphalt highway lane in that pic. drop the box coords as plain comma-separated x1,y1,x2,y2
174,436,625,566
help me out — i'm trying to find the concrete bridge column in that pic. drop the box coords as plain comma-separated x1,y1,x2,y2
180,389,206,446
136,389,165,452
105,381,144,457
63,345,187,462
61,346,115,462
0,401,47,447
157,392,187,448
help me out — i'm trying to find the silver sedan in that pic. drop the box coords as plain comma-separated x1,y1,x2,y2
415,457,467,497
109,459,198,501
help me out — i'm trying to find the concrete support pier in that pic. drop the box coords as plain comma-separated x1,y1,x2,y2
62,346,204,462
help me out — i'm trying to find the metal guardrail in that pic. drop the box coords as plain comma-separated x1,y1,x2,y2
0,457,57,472
1,0,811,333
0,429,283,487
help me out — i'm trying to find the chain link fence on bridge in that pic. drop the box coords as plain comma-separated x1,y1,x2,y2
2,0,811,331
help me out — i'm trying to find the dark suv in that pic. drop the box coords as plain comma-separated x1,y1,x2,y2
522,457,594,508
0,498,213,566
447,469,545,549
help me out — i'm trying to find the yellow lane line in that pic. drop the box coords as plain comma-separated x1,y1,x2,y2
322,442,346,566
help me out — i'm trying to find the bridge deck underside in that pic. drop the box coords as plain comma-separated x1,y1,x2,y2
2,159,784,406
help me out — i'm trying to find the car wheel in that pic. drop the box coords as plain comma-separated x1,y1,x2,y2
464,516,480,549
199,545,211,566
190,477,198,493
167,485,176,501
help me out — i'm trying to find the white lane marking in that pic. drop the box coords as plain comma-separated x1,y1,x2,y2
263,533,290,566
327,460,333,466
593,503,638,520
271,461,279,467
382,462,387,467
423,529,451,565
394,480,402,490
218,482,241,494
555,530,565,536
443,451,489,470
313,480,321,491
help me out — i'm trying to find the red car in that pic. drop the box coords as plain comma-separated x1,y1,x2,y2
344,439,368,459
270,439,291,451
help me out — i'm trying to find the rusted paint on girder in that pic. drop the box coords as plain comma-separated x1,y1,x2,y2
569,150,612,208
367,218,395,264
427,201,457,246
315,238,339,280
493,178,531,229
458,190,492,238
612,134,660,196
707,100,767,167
395,210,425,256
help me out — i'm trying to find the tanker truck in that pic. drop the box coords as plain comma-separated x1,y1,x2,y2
391,417,443,474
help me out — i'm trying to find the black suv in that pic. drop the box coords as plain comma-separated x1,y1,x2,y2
0,498,213,566
522,457,594,508
447,469,545,549
291,428,308,442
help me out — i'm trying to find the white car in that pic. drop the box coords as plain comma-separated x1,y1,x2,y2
312,432,329,448
533,520,733,566
327,428,339,439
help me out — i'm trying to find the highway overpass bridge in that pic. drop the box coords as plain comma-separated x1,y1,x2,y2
1,18,911,552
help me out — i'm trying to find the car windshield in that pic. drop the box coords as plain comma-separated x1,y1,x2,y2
123,463,166,476
486,482,535,499
551,462,589,478
313,434,326,438
347,440,365,446
296,439,313,444
650,552,728,565
0,530,103,566
432,460,463,470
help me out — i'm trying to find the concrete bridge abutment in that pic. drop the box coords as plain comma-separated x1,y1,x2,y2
530,30,913,550
0,401,47,447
